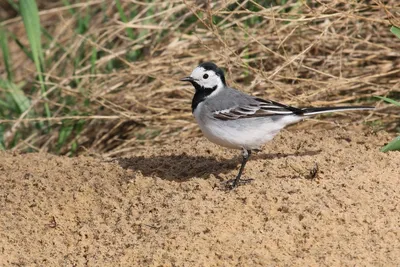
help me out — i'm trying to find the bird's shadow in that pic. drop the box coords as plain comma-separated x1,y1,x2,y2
116,150,321,182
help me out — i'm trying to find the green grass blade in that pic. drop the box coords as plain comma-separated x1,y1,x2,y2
76,7,91,34
57,120,74,153
20,0,44,73
115,0,135,39
0,79,31,113
0,124,5,150
5,0,18,10
0,28,13,81
376,95,400,152
375,96,400,107
0,98,11,109
391,26,400,39
3,1,62,54
381,136,400,152
8,32,33,60
90,46,97,79
19,0,51,118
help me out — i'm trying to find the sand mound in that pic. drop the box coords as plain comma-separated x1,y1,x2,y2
1,128,399,266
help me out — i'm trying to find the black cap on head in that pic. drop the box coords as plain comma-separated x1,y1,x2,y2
198,62,226,85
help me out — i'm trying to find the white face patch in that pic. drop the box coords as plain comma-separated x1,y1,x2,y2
190,67,224,90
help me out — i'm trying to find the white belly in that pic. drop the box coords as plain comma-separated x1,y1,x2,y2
193,103,301,150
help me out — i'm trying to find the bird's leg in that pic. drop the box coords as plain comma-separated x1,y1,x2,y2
225,149,253,189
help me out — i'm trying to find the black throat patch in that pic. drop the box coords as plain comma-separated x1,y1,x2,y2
191,82,217,112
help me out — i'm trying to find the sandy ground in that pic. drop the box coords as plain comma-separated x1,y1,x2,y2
0,128,399,266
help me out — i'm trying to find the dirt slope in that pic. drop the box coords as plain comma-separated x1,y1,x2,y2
0,128,399,266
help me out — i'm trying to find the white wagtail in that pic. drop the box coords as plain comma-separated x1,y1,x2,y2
181,62,374,189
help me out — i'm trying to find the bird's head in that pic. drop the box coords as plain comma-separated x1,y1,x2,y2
181,62,226,91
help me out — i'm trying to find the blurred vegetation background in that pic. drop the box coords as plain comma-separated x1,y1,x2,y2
0,0,399,157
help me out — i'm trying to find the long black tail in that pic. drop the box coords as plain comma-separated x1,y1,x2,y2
301,106,374,116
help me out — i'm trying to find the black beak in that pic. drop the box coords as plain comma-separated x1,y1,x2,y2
180,76,194,82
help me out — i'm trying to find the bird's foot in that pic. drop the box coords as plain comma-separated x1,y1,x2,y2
221,178,254,190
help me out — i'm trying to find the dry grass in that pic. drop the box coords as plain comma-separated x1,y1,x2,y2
0,0,399,157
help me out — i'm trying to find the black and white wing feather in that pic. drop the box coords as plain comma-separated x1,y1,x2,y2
211,95,373,121
213,98,304,121
205,87,373,121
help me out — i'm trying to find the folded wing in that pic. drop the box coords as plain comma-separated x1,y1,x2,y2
213,98,303,121
212,96,374,121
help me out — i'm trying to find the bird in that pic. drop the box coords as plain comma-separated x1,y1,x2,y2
181,62,374,189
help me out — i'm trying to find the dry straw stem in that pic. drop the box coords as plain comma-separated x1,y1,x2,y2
0,0,399,156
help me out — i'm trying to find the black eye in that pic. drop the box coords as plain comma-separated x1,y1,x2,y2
203,74,209,79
